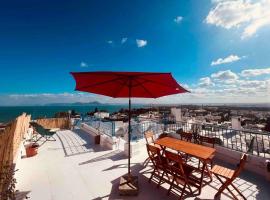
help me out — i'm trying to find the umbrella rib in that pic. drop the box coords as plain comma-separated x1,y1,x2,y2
133,79,156,98
132,79,150,87
112,78,129,98
138,76,182,90
76,76,124,91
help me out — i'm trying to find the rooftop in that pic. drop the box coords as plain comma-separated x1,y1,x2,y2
15,128,270,200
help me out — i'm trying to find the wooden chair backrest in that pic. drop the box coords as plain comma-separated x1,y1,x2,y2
176,129,183,135
164,150,186,178
199,136,215,148
145,131,155,144
180,131,192,141
146,144,162,167
232,154,247,180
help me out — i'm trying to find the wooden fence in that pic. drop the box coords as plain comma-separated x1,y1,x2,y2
0,113,31,196
36,118,70,129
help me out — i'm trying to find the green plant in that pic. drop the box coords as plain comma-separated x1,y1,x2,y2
0,164,18,200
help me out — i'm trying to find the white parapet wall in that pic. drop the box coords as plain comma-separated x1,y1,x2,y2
80,123,126,151
81,122,147,156
80,123,99,136
124,138,146,158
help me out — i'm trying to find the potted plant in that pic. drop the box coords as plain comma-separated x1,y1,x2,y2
24,143,39,157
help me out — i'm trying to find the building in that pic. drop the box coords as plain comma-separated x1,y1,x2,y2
231,116,242,130
94,112,110,119
171,107,182,122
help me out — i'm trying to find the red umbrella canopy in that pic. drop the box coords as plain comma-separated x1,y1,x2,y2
70,71,189,98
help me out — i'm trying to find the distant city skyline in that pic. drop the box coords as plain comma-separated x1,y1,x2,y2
0,0,269,105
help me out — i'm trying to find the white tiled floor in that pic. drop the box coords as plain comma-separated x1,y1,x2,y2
15,129,270,200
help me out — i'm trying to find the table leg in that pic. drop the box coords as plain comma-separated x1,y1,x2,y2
161,146,166,156
198,162,206,195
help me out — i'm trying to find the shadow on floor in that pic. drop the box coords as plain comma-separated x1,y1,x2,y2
55,129,108,157
92,163,181,200
15,190,31,200
79,150,126,166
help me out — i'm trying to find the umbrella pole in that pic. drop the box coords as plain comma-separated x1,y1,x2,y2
119,94,138,196
128,89,131,176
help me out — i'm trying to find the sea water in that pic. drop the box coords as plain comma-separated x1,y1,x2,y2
0,105,142,123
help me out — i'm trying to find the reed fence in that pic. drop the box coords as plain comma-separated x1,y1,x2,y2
36,118,70,129
0,113,31,198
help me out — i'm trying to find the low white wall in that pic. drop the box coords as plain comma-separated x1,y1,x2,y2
80,123,99,136
124,138,146,157
81,123,126,151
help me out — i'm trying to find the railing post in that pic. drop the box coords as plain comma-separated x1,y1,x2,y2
111,121,115,137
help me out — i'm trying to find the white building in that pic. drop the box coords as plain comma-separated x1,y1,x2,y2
94,112,110,119
232,116,242,130
171,107,182,122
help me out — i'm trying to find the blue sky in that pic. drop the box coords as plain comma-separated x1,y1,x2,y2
0,0,270,105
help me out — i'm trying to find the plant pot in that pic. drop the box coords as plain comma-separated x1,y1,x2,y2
95,135,100,144
25,144,39,157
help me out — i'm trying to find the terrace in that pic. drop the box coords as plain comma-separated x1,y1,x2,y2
14,124,270,200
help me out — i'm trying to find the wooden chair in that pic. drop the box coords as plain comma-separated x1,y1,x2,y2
179,131,193,142
176,130,193,162
199,135,215,148
211,154,247,200
145,131,157,145
164,150,196,199
143,131,162,166
198,136,215,172
146,144,168,187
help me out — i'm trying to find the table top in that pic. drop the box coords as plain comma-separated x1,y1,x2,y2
155,137,215,161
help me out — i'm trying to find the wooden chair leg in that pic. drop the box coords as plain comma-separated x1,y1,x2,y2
214,175,227,198
157,171,165,188
180,183,187,199
143,157,151,166
188,184,192,193
205,164,213,182
167,176,175,195
215,175,238,200
149,168,156,182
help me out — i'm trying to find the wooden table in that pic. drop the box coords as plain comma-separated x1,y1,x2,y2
155,136,215,195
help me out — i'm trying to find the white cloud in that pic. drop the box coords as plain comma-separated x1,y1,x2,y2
174,16,183,24
80,62,88,68
206,0,270,39
240,67,270,77
1,70,269,106
107,40,113,44
211,54,242,66
211,70,239,81
136,39,147,48
198,77,215,87
121,37,128,44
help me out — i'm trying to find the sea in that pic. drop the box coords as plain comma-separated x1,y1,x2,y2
0,105,143,123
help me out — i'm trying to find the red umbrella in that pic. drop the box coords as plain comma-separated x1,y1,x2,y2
70,71,189,176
